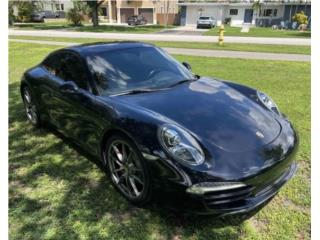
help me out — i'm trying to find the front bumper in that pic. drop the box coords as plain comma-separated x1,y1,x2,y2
149,159,297,216
186,162,297,216
197,23,212,28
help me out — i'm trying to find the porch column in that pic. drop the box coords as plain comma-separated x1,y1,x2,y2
108,0,113,23
252,9,257,25
153,5,157,24
117,5,121,23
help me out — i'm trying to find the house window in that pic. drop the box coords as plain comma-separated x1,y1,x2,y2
61,4,64,11
229,9,238,16
101,7,108,16
273,9,277,16
55,4,60,11
262,9,273,17
161,6,163,13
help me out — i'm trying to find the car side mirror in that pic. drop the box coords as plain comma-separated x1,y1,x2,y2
182,62,192,71
59,81,79,94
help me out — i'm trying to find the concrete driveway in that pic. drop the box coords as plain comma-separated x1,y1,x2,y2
156,25,210,36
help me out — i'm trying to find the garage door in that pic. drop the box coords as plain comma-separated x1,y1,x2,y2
120,8,134,23
138,8,153,23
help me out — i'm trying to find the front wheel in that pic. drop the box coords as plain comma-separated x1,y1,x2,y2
104,134,152,205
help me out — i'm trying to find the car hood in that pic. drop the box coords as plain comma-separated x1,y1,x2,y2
115,78,281,153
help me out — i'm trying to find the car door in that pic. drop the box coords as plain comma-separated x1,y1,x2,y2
41,51,104,155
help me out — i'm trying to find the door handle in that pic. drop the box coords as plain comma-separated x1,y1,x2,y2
59,81,79,94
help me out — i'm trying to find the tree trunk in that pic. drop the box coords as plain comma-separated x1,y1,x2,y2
92,4,99,27
165,0,170,28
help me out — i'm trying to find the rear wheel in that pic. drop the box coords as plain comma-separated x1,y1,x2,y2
104,134,152,205
22,87,41,127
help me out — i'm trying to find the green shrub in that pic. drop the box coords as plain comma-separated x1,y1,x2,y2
8,2,15,25
17,2,36,22
67,8,84,26
292,11,308,25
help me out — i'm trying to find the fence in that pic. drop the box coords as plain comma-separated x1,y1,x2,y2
156,13,180,25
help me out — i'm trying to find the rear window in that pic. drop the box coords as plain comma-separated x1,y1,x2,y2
199,17,210,20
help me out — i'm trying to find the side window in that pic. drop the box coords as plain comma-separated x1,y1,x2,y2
42,52,61,76
58,53,89,90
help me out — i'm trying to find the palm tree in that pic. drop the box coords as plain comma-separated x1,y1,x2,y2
252,0,263,26
252,0,262,13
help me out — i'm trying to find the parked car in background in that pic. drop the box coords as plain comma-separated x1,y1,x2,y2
197,16,216,28
31,11,59,22
127,15,147,26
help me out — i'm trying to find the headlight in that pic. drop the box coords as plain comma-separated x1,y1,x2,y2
158,124,205,165
257,91,280,115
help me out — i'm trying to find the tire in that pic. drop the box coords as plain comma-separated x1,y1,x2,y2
104,133,152,205
21,86,41,128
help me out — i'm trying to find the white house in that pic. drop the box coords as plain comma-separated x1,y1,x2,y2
178,0,311,27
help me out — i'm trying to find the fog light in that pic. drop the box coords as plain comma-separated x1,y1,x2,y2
186,182,246,195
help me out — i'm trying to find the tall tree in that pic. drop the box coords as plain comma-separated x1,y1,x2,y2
252,0,263,13
86,0,104,27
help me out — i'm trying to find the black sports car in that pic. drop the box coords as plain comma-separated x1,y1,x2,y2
20,42,298,216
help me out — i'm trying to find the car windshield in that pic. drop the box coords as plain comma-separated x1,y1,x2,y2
199,17,210,20
86,46,194,95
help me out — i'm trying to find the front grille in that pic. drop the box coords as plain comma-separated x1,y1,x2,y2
204,186,253,210
254,165,292,197
203,163,296,211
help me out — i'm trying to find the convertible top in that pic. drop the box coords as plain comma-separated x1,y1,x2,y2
65,41,155,56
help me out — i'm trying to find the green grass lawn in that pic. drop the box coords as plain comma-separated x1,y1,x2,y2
9,35,311,55
11,22,173,34
9,42,310,240
205,26,311,38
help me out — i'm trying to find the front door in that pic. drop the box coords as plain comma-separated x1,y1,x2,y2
44,51,103,155
244,9,253,23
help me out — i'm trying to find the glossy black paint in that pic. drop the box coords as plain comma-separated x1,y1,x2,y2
21,42,298,216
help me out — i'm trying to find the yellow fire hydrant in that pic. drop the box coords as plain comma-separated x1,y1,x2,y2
218,24,225,46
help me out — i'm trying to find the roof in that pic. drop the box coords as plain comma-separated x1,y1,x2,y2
177,0,311,6
65,41,156,56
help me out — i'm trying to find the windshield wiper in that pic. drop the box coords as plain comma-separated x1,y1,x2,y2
114,88,158,96
168,78,197,88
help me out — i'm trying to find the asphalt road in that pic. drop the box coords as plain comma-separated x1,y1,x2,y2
9,29,311,46
9,38,310,62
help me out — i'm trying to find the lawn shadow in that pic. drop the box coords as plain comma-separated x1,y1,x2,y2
288,31,311,38
12,23,73,30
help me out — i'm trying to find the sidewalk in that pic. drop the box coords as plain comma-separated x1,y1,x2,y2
9,29,311,46
9,38,310,62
